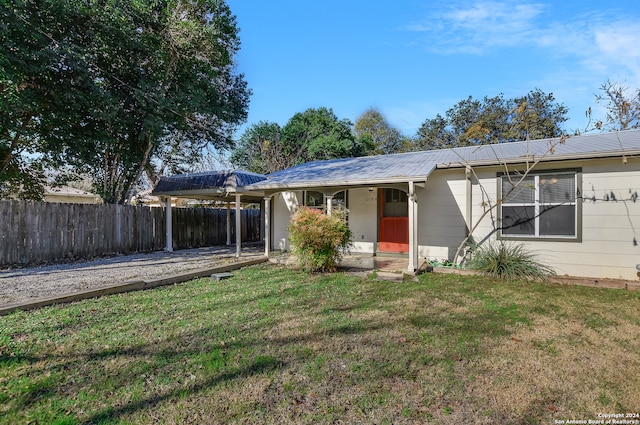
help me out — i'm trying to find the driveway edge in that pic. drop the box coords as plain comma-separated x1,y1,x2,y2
0,257,267,316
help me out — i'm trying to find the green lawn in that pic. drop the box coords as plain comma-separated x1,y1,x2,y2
1,263,639,424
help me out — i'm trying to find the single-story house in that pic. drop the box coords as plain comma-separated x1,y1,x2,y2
43,186,102,204
153,129,640,281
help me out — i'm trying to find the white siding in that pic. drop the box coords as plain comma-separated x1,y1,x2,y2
417,170,468,260
272,191,300,250
347,188,378,253
267,156,640,280
467,158,640,280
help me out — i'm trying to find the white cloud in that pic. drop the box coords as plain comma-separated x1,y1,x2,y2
407,1,546,53
593,25,640,85
407,2,640,84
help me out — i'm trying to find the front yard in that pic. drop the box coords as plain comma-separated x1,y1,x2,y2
1,263,639,424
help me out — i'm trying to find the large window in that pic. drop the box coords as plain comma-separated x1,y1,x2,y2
499,170,580,240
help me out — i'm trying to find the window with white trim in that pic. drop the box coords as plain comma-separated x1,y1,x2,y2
499,171,580,240
303,190,349,213
304,191,324,209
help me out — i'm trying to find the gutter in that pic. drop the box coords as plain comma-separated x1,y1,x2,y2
436,150,640,169
246,175,433,192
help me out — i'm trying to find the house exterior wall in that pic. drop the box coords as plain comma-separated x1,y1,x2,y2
466,157,640,280
416,169,468,261
347,188,378,253
272,190,301,250
268,156,640,280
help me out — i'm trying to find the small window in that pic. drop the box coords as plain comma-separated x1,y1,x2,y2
304,191,324,208
303,190,349,214
499,171,580,240
383,188,408,217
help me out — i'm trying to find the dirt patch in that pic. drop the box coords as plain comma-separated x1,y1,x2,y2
0,245,264,306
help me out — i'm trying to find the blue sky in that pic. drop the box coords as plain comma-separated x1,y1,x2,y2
227,0,640,137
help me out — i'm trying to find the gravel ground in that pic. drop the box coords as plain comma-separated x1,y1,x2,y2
0,245,264,307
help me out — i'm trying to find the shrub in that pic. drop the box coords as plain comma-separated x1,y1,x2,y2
467,241,555,281
288,207,352,272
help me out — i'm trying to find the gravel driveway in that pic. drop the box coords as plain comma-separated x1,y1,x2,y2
0,245,264,307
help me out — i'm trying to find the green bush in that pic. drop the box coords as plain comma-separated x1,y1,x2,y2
288,207,352,272
467,241,555,281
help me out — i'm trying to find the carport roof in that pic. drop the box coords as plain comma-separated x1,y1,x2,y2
246,129,640,191
151,169,266,201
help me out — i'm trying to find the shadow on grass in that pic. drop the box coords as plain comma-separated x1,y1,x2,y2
5,306,385,423
80,356,285,425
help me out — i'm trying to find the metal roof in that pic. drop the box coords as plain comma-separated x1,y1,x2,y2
247,129,640,191
152,170,267,200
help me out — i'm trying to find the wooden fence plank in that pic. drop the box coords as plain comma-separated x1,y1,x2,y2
0,201,262,267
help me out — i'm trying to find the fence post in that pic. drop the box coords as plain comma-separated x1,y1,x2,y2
226,201,231,246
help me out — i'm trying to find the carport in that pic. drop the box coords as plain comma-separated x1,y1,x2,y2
151,170,267,257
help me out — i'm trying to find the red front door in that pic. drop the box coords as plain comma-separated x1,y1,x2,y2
379,188,409,253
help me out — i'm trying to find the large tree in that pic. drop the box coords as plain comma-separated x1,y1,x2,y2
281,107,360,163
232,107,368,174
353,108,405,155
414,89,568,150
1,0,250,203
229,121,288,175
1,0,97,199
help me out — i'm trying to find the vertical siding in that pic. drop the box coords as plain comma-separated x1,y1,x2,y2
0,201,261,267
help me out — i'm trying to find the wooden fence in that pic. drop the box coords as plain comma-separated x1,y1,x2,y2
0,200,261,267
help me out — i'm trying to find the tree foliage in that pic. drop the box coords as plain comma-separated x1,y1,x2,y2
229,121,288,175
1,0,250,203
590,79,640,131
353,108,405,155
231,107,368,174
414,89,568,150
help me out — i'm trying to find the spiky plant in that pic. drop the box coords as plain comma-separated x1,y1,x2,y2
467,241,555,281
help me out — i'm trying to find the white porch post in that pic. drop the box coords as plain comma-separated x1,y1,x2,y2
325,195,333,216
226,201,231,246
164,196,173,252
235,193,241,257
264,196,271,257
408,181,418,272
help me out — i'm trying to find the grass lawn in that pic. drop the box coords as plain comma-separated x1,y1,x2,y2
1,263,639,424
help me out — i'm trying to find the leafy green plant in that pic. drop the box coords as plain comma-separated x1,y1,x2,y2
467,241,555,281
288,206,352,272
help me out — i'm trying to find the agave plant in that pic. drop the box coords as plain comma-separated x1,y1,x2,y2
467,241,555,281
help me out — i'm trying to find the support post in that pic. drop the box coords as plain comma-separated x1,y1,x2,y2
326,195,333,216
465,166,472,236
164,196,173,252
226,201,231,246
408,181,418,272
264,196,271,258
235,193,241,257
